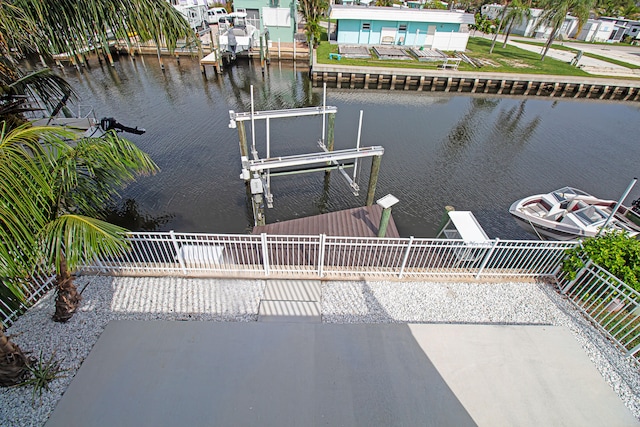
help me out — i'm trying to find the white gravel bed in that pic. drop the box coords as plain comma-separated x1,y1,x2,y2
1,276,638,426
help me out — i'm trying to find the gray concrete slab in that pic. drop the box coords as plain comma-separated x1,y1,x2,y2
44,322,638,427
408,324,639,427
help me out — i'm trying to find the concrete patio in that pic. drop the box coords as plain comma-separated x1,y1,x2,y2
44,321,638,426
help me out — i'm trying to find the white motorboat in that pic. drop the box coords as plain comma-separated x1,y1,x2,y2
509,186,640,240
217,12,259,58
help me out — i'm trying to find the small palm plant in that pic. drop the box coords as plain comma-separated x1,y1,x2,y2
0,124,158,322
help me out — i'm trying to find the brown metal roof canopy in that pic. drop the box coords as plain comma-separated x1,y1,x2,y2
252,205,400,238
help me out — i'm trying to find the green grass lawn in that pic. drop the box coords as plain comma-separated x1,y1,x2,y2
316,36,593,77
515,39,640,70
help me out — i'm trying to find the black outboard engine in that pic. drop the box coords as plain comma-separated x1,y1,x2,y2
100,117,146,135
632,198,640,215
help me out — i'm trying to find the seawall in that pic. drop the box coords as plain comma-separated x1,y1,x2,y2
311,62,640,101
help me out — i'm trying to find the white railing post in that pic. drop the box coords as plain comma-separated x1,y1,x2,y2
95,257,107,274
261,233,270,276
170,230,187,275
475,238,499,279
318,234,326,277
627,343,640,358
398,236,414,279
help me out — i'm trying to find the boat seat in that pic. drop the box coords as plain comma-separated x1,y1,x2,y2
524,203,547,217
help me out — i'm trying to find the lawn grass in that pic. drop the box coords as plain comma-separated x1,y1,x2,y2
315,36,593,76
515,39,640,70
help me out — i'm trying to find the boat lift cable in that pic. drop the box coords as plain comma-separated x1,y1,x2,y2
526,216,544,241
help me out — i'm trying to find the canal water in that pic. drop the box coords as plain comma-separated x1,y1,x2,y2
44,55,640,239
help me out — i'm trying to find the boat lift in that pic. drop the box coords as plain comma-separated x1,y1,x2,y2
228,84,385,226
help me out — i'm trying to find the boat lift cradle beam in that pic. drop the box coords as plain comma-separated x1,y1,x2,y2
228,106,338,126
245,146,384,172
245,147,383,198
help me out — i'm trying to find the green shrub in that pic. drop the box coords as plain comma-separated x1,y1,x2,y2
562,231,640,291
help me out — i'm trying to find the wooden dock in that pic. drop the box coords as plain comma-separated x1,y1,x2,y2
252,205,399,238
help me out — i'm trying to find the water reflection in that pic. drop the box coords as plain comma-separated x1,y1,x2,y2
42,55,640,239
103,199,174,232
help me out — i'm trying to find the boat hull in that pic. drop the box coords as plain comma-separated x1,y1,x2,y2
511,215,582,241
509,187,640,241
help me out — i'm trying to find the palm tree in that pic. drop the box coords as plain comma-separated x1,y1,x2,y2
298,0,329,48
0,325,31,386
0,124,158,323
12,0,197,65
501,0,532,48
0,0,184,387
490,0,512,54
537,0,595,60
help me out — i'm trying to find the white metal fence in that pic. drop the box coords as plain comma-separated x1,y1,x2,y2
4,231,639,364
0,272,56,328
84,232,577,279
557,261,640,362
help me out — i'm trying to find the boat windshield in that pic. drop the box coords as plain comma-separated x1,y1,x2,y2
574,206,608,226
552,187,589,202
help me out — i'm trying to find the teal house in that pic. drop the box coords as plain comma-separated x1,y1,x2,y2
329,5,475,51
234,0,297,43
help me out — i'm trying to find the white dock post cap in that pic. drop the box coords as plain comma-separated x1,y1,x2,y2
376,194,399,209
228,110,237,128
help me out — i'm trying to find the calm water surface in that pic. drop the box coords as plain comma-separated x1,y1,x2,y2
45,55,640,239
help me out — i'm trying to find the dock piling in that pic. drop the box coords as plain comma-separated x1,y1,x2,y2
366,155,382,206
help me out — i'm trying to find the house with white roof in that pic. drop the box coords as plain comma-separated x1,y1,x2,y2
480,3,579,40
329,5,475,51
574,19,615,42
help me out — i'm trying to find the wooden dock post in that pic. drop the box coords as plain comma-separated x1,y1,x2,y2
366,155,382,206
436,205,455,236
237,121,249,165
325,112,336,178
376,194,399,238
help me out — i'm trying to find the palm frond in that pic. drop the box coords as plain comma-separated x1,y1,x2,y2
16,0,197,59
52,131,158,218
0,123,76,278
40,214,130,274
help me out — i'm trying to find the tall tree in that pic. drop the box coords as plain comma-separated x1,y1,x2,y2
502,0,532,48
298,0,329,48
537,0,595,60
490,0,511,54
0,0,183,385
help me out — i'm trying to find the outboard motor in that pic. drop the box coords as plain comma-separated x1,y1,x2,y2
632,198,640,215
100,117,146,135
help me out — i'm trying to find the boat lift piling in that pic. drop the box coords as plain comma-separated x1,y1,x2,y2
229,84,385,226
